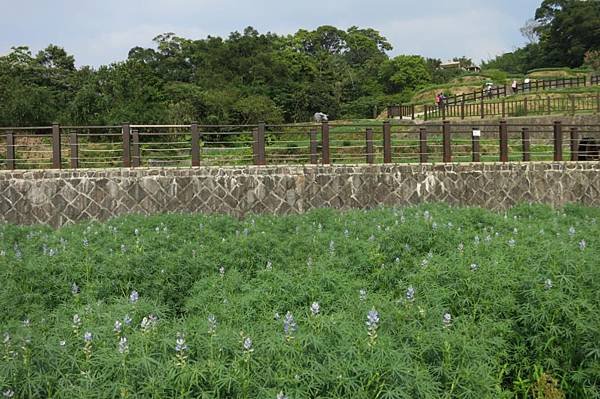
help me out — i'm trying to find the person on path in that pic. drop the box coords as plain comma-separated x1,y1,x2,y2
511,80,518,95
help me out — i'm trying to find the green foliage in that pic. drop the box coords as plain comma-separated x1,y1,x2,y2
584,50,600,72
379,55,432,94
0,26,401,126
1,204,599,398
484,0,600,73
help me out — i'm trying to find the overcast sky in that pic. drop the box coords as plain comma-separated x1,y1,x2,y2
1,0,541,67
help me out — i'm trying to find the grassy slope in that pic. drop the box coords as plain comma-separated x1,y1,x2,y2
1,204,600,398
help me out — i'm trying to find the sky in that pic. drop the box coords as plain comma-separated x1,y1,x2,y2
0,0,541,67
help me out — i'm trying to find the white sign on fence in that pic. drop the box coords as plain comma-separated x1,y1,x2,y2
472,129,481,137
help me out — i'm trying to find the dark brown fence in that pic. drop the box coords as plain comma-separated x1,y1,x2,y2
387,104,415,119
388,75,600,119
424,93,600,120
2,120,600,169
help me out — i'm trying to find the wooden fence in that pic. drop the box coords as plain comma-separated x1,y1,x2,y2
388,75,600,119
424,93,600,120
1,120,600,169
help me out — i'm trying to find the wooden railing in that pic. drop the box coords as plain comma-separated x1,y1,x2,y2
2,120,600,169
388,75,600,119
424,93,600,120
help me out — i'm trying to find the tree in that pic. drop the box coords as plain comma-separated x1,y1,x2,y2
534,0,600,67
584,50,600,71
378,55,431,94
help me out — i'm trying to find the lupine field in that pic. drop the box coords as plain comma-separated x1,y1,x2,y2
1,204,600,398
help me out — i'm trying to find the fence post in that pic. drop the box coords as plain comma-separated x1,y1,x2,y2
499,120,508,162
122,123,131,167
570,95,576,116
501,98,506,118
256,122,266,165
441,104,446,120
597,92,600,114
366,127,374,164
443,120,452,162
6,131,15,170
310,128,318,164
131,129,141,167
383,121,392,163
522,127,530,161
570,127,579,161
472,127,480,162
461,100,465,120
52,122,61,169
252,128,258,163
480,99,485,119
411,104,415,120
321,121,330,164
419,127,428,163
424,105,428,121
553,121,563,161
191,122,200,167
69,130,78,169
524,98,528,116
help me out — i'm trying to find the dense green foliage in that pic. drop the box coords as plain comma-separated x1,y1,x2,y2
0,25,481,126
484,0,600,74
1,204,599,398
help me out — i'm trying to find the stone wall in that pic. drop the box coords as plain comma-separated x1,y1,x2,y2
1,162,600,227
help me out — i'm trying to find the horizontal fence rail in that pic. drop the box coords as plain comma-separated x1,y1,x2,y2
424,93,600,120
388,75,600,119
2,120,600,169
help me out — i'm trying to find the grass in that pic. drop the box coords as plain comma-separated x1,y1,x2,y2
1,204,600,398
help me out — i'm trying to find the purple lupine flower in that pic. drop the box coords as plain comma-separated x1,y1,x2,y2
310,302,320,315
59,340,66,347
129,290,139,304
84,332,93,342
266,261,272,271
544,278,553,290
406,286,415,302
208,314,217,335
508,238,516,248
457,243,464,252
442,312,452,328
274,312,280,321
568,226,576,237
82,238,89,247
140,315,158,332
118,337,128,354
219,266,225,277
283,311,297,338
3,389,14,398
276,391,288,399
72,314,82,329
359,289,367,302
366,308,380,345
175,333,188,352
114,320,123,334
579,240,586,251
134,228,139,236
243,336,253,352
123,314,132,326
470,263,479,272
366,309,379,329
71,283,80,295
